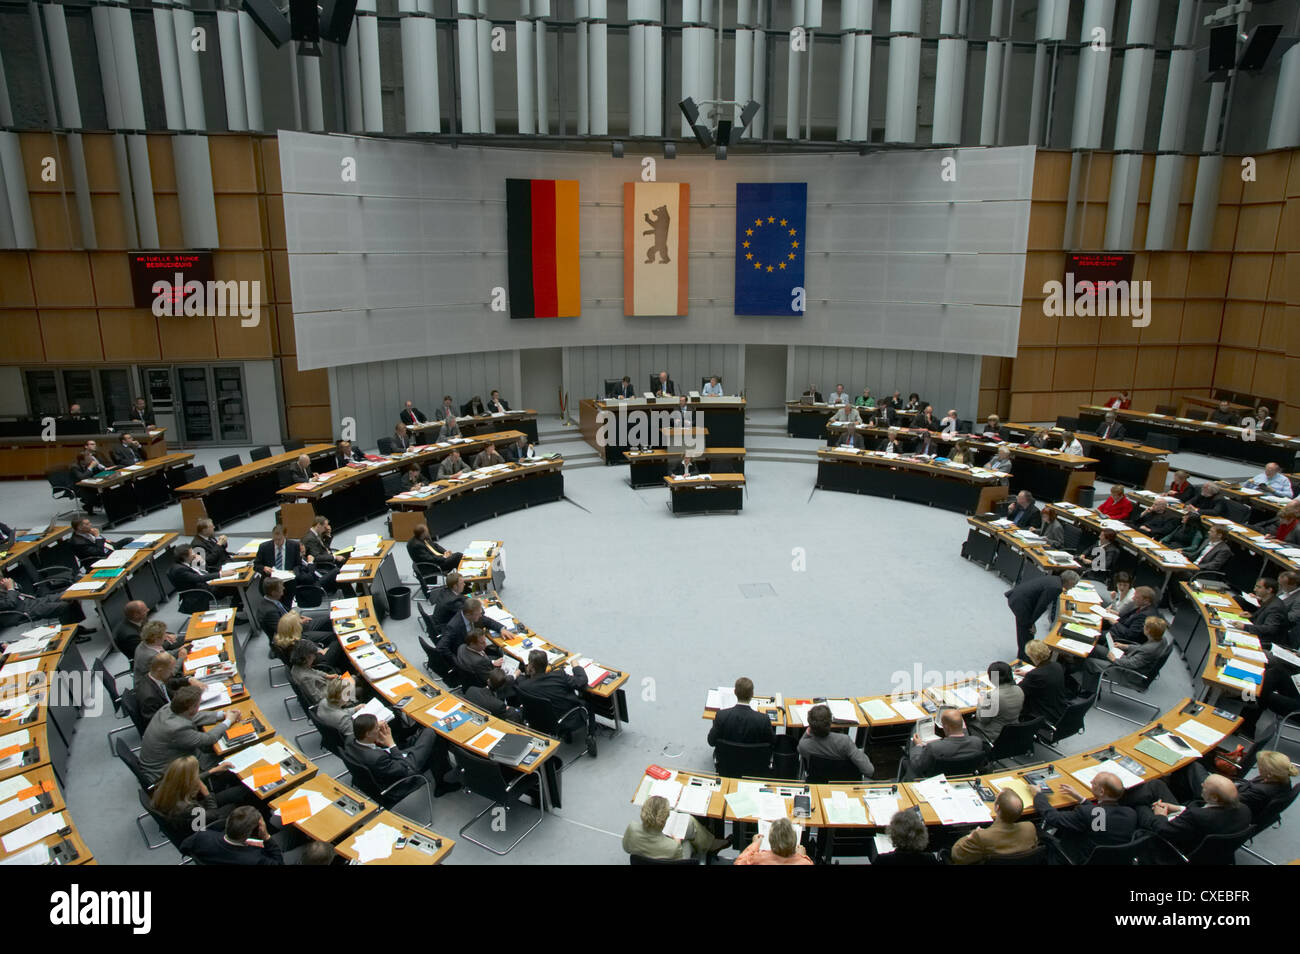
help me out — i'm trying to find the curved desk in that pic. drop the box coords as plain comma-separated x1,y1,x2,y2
0,427,168,480
76,452,195,528
817,448,1009,515
386,457,564,539
1077,405,1300,469
178,444,337,533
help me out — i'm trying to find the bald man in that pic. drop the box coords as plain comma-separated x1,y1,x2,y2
950,789,1039,864
1140,773,1252,852
289,454,314,483
1031,772,1138,862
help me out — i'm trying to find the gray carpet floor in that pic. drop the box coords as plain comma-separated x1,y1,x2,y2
7,411,1296,865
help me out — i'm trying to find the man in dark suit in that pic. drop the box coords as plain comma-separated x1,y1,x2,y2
655,371,676,397
0,522,13,551
1135,498,1180,538
462,395,488,417
1105,585,1159,642
1245,577,1289,646
801,384,823,403
129,397,151,427
111,432,146,466
614,376,636,398
1031,772,1138,862
257,578,332,639
70,517,133,568
900,709,988,780
1096,411,1126,441
335,439,365,467
0,576,84,626
1186,481,1229,517
1190,526,1233,574
407,523,461,575
1006,570,1079,658
167,546,224,609
345,713,460,797
515,648,597,754
671,455,704,477
180,807,283,865
707,676,774,765
299,516,336,567
1005,491,1042,530
137,651,193,722
429,572,467,633
456,628,503,686
399,400,427,426
287,454,314,483
392,423,413,452
436,599,508,657
113,600,150,657
437,396,461,438
466,669,525,723
1141,773,1252,853
191,518,230,572
256,525,314,601
488,390,510,413
1208,400,1239,426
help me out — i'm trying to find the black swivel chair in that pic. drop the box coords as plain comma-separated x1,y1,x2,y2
1035,696,1092,754
283,439,306,452
217,454,243,472
250,445,273,461
456,748,544,855
339,749,434,827
518,693,592,766
802,754,865,784
977,715,1048,766
713,739,773,777
376,437,396,455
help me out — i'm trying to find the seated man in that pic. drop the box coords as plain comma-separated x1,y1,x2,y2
1060,431,1084,455
1082,615,1169,692
180,806,283,866
1096,411,1126,441
1135,498,1180,538
623,794,728,860
987,446,1013,473
113,600,151,657
407,523,461,575
472,442,504,469
900,708,986,780
137,651,196,723
1005,490,1041,529
1186,481,1229,517
437,395,462,437
939,409,961,436
831,403,861,425
504,435,534,461
429,571,467,632
950,790,1038,864
672,455,703,478
0,576,85,628
706,677,774,767
465,669,525,724
488,389,510,413
258,578,332,638
1105,585,1159,643
256,524,322,602
1208,400,1238,426
1098,484,1134,522
345,713,461,797
462,395,488,417
167,545,221,596
1244,462,1294,498
190,517,230,572
515,649,597,755
972,661,1024,744
1190,525,1233,573
399,400,427,425
437,449,470,477
1140,773,1252,853
1244,577,1289,646
111,432,146,466
614,376,636,399
138,686,241,783
71,516,133,569
455,628,504,686
915,405,940,431
828,384,850,405
335,438,365,466
669,395,694,427
392,422,413,452
1030,772,1137,861
436,598,509,657
836,427,865,450
655,372,677,397
82,440,113,471
1078,528,1121,574
878,428,906,454
796,703,874,779
287,454,315,483
702,376,724,397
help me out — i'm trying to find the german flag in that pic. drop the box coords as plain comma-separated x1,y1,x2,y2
506,178,581,318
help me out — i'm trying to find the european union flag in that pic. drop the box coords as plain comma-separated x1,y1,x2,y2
734,182,807,316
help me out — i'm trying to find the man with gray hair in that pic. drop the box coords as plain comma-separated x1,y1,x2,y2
1006,569,1079,658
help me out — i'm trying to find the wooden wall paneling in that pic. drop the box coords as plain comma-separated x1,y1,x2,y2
1235,202,1281,250
1210,205,1239,250
1171,345,1217,387
99,309,162,362
1218,301,1264,349
80,133,120,192
258,138,283,194
19,133,71,193
153,194,185,247
1133,344,1178,389
1018,304,1058,346
147,135,178,192
264,195,286,249
88,194,130,249
29,253,94,307
156,314,217,359
1053,347,1098,391
1010,348,1056,391
1031,151,1071,200
0,253,35,306
1057,314,1101,346
285,405,331,439
28,194,78,248
214,194,264,248
1260,303,1286,353
1144,251,1190,299
1269,251,1289,302
2,310,46,362
1184,253,1231,297
1028,204,1067,249
1241,153,1290,203
1253,351,1285,398
1212,346,1257,392
1139,299,1184,345
39,309,104,361
1129,388,1173,412
89,252,134,306
1091,345,1138,389
1180,300,1225,342
208,137,260,192
1227,252,1273,301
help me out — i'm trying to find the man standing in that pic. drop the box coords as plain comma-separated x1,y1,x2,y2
1006,570,1079,658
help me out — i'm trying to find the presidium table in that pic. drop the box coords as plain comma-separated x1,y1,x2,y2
579,396,746,464
0,426,169,480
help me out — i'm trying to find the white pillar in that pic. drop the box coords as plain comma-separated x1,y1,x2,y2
1144,0,1196,250
1267,42,1300,149
1103,0,1156,249
172,0,206,129
979,0,1007,145
400,0,440,133
40,2,96,247
357,0,383,131
535,12,550,134
239,12,264,130
932,0,965,145
153,4,185,128
588,0,608,135
786,0,805,139
885,0,921,143
216,10,248,130
517,19,535,133
1070,0,1115,149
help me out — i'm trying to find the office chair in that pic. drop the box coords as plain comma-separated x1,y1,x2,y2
218,454,243,472
1091,639,1175,724
456,748,544,854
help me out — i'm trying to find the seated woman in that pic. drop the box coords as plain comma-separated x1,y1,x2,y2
1078,528,1121,577
316,673,361,742
1104,570,1137,615
871,809,939,866
1161,512,1206,558
735,817,813,866
288,638,338,706
622,794,728,861
1257,501,1300,545
150,755,258,839
275,611,345,670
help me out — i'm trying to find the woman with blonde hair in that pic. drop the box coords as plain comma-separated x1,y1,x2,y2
317,674,361,741
1019,639,1071,725
735,816,813,865
621,794,729,860
150,756,254,837
1238,751,1297,823
275,609,345,668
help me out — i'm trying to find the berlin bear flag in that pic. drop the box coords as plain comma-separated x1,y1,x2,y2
506,178,581,318
623,182,690,316
734,182,807,316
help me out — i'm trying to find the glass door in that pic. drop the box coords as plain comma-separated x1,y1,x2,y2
177,367,214,442
24,371,60,418
98,369,132,425
213,366,248,442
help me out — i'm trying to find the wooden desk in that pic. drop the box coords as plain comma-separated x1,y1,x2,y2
58,533,178,634
335,811,454,865
817,447,1008,514
1001,422,1169,492
961,515,1082,587
1178,394,1255,419
722,777,826,828
1077,405,1300,468
580,397,747,462
1173,582,1269,705
0,624,74,663
176,443,337,533
702,693,787,729
632,768,733,820
1,526,72,577
387,457,564,539
75,451,195,528
458,409,539,444
1045,501,1197,599
0,764,64,838
626,447,746,488
665,472,745,514
269,775,379,844
0,427,167,480
785,401,839,439
0,722,49,784
228,734,318,801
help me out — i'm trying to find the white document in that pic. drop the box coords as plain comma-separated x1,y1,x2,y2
0,843,48,865
483,606,515,627
375,674,416,696
662,811,692,840
861,698,899,721
1069,758,1145,790
892,699,927,721
864,792,900,824
353,822,401,863
648,778,682,807
1055,637,1096,657
364,661,400,681
0,775,31,802
1,811,64,853
755,792,788,821
826,698,858,722
1174,720,1225,747
64,581,104,593
357,697,394,723
275,788,333,821
675,786,713,817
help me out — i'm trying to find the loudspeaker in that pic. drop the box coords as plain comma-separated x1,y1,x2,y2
290,0,319,43
243,0,291,47
1208,24,1236,72
1237,24,1282,71
319,0,357,44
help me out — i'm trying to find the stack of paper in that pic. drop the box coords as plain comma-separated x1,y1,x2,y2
861,698,899,721
1,811,64,854
863,790,900,825
352,822,402,863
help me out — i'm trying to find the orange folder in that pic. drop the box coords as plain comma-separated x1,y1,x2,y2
250,764,281,787
278,795,312,825
225,721,256,741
